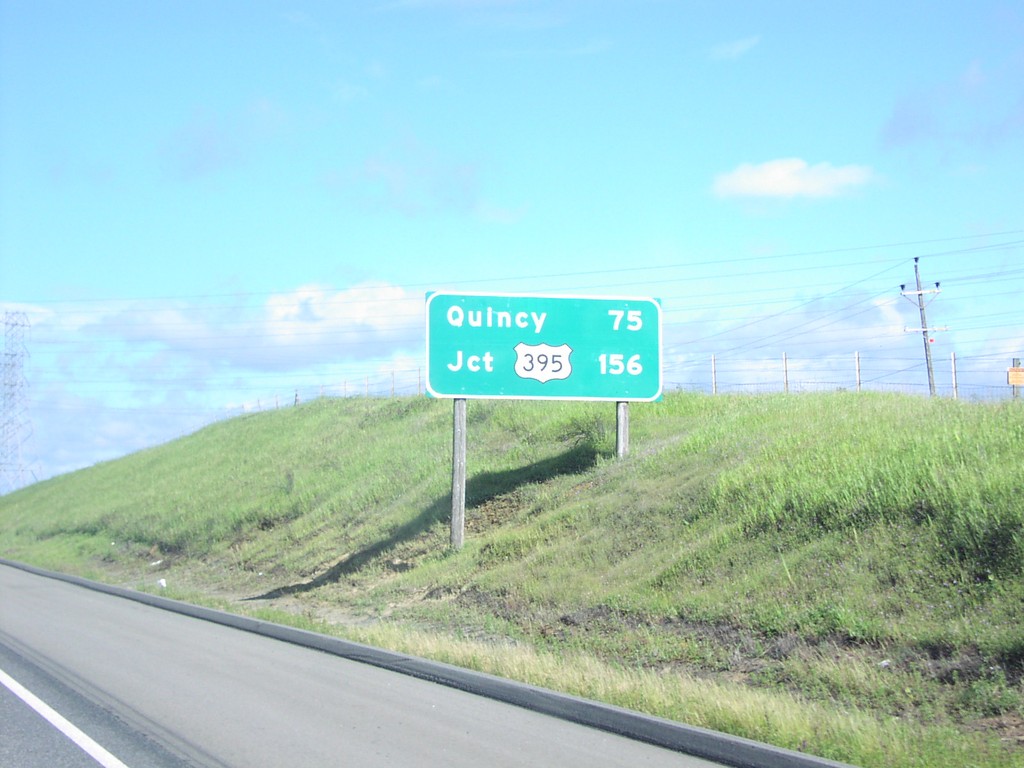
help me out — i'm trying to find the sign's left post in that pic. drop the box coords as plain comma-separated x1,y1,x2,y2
451,398,467,549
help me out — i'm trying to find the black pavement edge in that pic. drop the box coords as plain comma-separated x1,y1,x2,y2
2,558,857,768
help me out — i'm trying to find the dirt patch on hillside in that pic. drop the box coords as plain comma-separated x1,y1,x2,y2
966,715,1024,747
467,492,525,532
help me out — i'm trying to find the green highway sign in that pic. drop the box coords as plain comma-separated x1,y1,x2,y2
425,292,662,401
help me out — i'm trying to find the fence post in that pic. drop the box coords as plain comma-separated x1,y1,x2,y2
783,353,789,394
711,354,717,395
855,351,861,392
951,352,958,400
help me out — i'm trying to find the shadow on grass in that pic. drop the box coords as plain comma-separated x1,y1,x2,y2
246,444,599,600
466,443,598,507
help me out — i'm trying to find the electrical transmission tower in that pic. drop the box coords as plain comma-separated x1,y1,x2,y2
900,258,947,397
1,311,34,493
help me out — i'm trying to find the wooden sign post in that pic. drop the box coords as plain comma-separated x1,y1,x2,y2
616,401,629,459
451,398,467,549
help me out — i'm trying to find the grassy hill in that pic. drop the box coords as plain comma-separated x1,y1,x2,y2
2,392,1022,767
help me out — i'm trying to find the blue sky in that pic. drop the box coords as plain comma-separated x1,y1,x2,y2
2,0,1023,486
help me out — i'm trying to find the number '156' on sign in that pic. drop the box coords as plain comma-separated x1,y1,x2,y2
599,353,643,375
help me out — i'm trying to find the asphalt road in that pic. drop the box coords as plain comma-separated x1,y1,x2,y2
0,637,192,768
0,563,728,768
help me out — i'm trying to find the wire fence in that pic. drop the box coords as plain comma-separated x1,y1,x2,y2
234,352,1024,416
10,350,1020,489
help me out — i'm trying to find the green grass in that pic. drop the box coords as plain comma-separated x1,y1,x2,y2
2,392,1022,767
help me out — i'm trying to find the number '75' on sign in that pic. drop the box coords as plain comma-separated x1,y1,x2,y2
609,309,643,331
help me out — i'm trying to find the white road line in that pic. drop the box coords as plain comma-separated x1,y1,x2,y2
0,666,130,768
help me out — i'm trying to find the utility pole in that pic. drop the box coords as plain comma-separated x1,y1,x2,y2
901,258,947,397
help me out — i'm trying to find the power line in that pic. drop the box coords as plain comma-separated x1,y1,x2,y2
7,236,1023,395
7,231,1023,307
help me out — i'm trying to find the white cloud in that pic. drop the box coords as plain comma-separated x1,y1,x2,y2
0,301,54,330
162,98,294,181
874,297,908,337
334,81,368,103
711,35,760,60
263,282,421,354
329,136,483,217
64,282,422,373
567,38,613,57
474,200,527,224
713,158,874,199
163,113,242,180
16,281,429,480
881,53,1024,151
